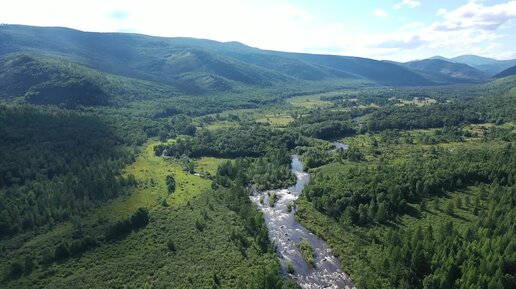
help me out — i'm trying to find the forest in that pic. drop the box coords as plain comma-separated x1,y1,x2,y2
0,104,138,237
154,125,306,158
303,144,514,226
0,39,514,289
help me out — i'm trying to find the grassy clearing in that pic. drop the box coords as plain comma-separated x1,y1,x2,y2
201,105,296,129
256,114,294,127
393,97,437,106
287,95,333,109
195,157,228,177
355,103,380,109
93,140,212,222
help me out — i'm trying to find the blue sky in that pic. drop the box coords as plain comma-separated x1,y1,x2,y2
1,0,515,61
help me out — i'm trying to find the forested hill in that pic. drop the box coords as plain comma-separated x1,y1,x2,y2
429,55,516,76
0,52,183,107
494,66,516,78
0,24,470,88
400,59,489,84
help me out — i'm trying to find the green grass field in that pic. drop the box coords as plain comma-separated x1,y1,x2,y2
90,140,213,222
195,156,228,177
255,114,294,127
287,95,333,109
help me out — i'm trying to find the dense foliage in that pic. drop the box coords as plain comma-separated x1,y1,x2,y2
289,111,356,139
1,33,514,289
215,148,296,191
105,207,150,240
304,144,515,226
155,125,306,158
0,105,137,237
366,103,485,131
374,185,515,289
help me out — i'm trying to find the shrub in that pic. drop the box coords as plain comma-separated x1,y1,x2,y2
166,175,176,193
54,242,70,260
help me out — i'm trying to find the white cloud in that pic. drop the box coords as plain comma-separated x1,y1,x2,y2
373,9,389,18
433,0,516,31
437,8,447,16
496,51,516,59
394,0,421,10
399,22,425,31
372,1,516,60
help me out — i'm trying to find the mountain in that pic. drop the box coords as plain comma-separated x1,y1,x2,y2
216,52,359,81
428,54,516,76
0,25,295,92
493,65,516,78
474,60,516,76
0,52,182,107
451,55,516,76
450,55,498,66
429,55,450,61
221,50,432,85
0,25,438,87
401,59,488,84
0,53,111,106
277,52,432,86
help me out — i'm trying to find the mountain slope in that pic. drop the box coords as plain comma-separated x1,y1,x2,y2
0,52,185,107
451,55,498,66
218,52,360,81
429,55,451,61
493,65,516,78
0,25,294,91
402,59,488,84
0,53,111,106
474,60,516,76
453,55,516,76
0,24,439,87
278,52,433,86
445,55,516,76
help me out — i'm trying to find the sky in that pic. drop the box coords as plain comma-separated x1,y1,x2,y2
1,0,515,61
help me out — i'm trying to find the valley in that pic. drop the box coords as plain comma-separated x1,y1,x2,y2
0,24,514,289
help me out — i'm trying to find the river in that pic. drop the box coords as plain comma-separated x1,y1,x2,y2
250,144,354,289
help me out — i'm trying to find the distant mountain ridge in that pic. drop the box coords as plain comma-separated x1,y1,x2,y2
494,65,516,78
401,59,489,84
0,24,509,94
428,54,516,76
0,24,436,89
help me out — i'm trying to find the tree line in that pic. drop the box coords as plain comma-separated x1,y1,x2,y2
154,125,306,158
